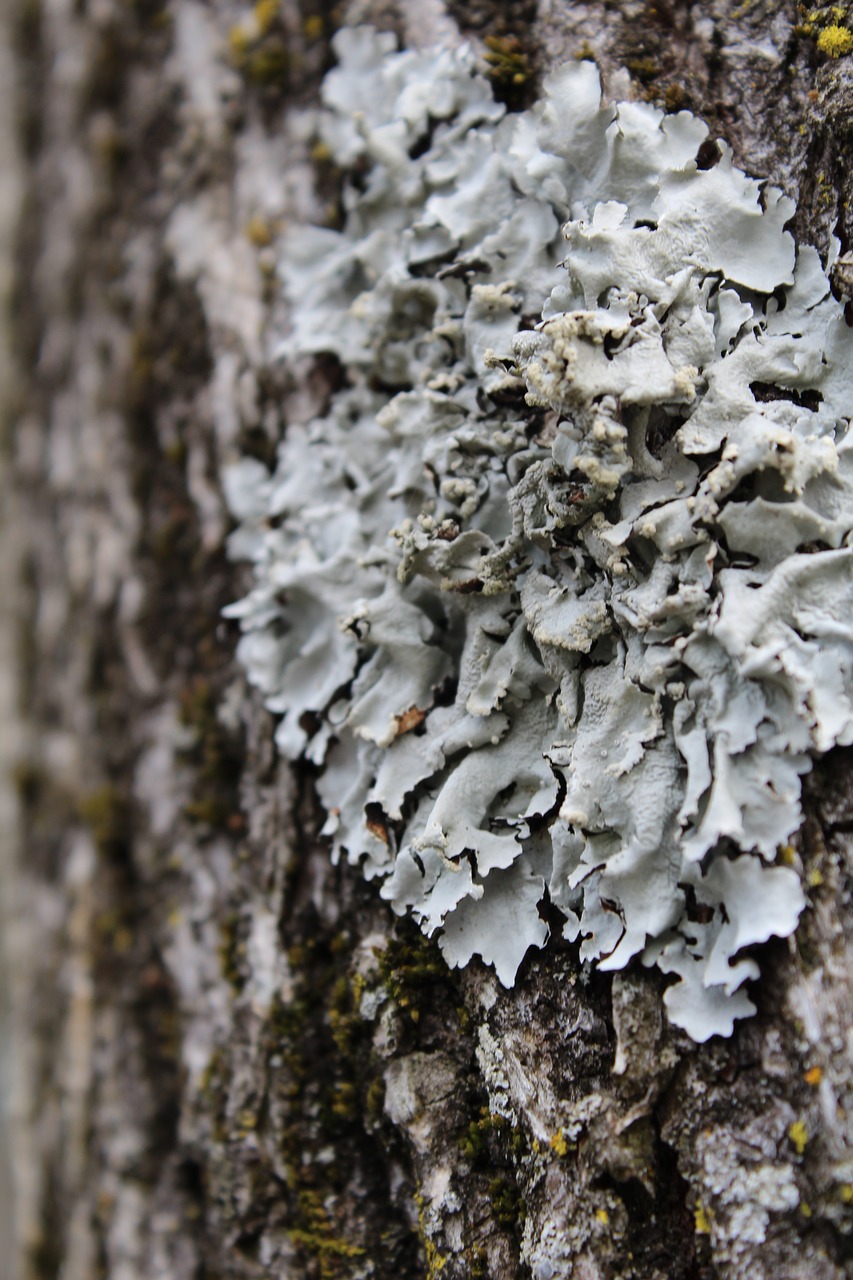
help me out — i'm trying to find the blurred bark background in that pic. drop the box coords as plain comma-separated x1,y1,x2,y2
4,1,853,1277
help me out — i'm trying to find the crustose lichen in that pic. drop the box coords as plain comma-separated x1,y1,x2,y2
224,27,853,1041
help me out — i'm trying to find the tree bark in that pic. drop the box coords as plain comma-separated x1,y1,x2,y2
5,2,853,1278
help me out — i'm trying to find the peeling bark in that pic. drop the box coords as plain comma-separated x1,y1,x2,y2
5,2,853,1278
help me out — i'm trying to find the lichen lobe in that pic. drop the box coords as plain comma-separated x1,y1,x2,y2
225,27,853,1042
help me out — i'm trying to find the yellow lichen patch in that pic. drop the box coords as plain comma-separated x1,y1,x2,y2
254,0,280,35
113,927,133,955
817,24,853,55
807,867,825,888
840,1183,853,1203
228,24,251,61
549,1130,569,1157
804,1065,823,1086
779,843,797,865
415,1193,448,1276
788,1119,809,1155
694,1200,712,1235
594,1207,610,1226
246,215,274,248
800,1201,813,1218
227,5,289,86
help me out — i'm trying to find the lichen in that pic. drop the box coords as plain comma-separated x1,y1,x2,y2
816,23,853,55
225,28,853,1041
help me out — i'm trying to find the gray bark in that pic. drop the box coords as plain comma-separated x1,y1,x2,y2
4,1,853,1278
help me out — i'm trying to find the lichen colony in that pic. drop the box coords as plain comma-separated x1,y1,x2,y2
224,27,853,1040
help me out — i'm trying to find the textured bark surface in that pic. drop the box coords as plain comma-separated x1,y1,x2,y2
5,2,853,1278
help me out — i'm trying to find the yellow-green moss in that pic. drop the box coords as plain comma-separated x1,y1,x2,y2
414,1192,449,1277
289,1190,366,1278
177,677,243,831
303,14,324,40
626,56,659,80
253,0,279,35
488,1176,523,1229
483,34,532,110
228,4,291,90
377,930,447,1022
218,912,246,994
459,1107,527,1164
78,785,130,859
366,1076,386,1118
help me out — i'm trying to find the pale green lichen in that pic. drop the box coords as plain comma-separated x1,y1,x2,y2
225,29,853,1042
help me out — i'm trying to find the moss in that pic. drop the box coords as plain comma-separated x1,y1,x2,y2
303,14,325,40
266,943,415,1274
483,34,532,110
288,1191,367,1278
198,1048,231,1144
15,0,41,55
243,42,291,87
459,1107,527,1164
626,56,660,80
466,1246,488,1278
78,785,131,861
218,913,246,994
414,1193,449,1277
377,928,448,1022
331,1080,358,1119
228,3,292,92
93,908,134,958
662,82,686,111
328,971,369,1057
366,1076,386,1118
287,1228,366,1261
13,760,43,808
254,0,280,35
177,677,244,832
487,1176,523,1229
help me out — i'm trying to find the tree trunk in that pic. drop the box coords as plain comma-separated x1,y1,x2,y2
5,2,853,1278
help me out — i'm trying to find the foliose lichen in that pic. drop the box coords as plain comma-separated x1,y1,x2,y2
224,27,853,1041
